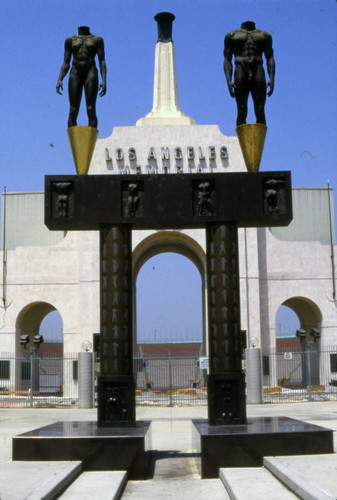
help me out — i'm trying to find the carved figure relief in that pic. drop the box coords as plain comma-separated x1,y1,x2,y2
51,182,74,218
263,178,286,214
195,181,215,216
122,182,143,217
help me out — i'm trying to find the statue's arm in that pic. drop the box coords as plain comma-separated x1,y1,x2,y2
96,37,107,97
56,38,72,95
223,34,235,98
264,33,275,96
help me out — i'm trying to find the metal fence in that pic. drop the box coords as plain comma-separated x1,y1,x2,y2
133,353,208,406
2,346,337,407
1,351,207,408
262,345,337,403
0,352,79,408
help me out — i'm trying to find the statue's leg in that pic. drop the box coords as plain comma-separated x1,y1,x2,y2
251,65,267,125
234,66,249,126
68,69,83,128
85,67,99,128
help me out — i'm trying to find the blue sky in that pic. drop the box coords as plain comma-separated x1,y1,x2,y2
1,0,336,342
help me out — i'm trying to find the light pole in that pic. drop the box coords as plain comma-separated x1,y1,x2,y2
20,334,44,408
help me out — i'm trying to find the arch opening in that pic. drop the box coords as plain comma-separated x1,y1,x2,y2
15,302,64,394
132,231,207,391
136,252,203,343
273,297,323,389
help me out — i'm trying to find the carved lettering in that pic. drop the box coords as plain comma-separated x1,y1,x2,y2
115,148,124,161
187,146,195,160
161,147,170,160
174,147,183,160
128,147,136,161
147,147,157,161
198,147,205,160
104,145,229,173
105,148,112,161
220,146,228,159
209,146,216,160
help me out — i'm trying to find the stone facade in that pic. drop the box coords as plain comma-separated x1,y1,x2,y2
0,124,336,377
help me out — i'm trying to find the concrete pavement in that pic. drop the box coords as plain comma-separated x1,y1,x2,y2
0,402,336,498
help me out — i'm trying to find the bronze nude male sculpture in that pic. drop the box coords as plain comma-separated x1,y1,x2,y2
56,26,107,129
224,21,275,126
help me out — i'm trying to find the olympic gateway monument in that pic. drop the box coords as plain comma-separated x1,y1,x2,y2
12,13,334,478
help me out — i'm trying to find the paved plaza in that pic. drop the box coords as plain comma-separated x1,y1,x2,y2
0,402,337,498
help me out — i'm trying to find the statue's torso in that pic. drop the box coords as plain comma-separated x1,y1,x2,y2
229,29,268,69
69,34,100,68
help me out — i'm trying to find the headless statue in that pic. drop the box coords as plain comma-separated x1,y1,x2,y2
224,21,275,126
56,26,107,129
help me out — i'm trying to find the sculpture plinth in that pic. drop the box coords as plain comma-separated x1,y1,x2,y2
236,123,267,172
67,126,98,175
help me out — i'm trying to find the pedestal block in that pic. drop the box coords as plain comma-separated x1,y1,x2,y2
207,373,246,425
192,417,334,478
98,375,135,427
13,420,152,480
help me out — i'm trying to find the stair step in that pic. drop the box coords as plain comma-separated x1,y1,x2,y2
219,467,298,500
264,455,337,500
22,461,82,500
59,471,127,500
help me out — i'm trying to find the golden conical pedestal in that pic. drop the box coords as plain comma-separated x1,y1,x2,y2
67,126,98,175
236,123,267,172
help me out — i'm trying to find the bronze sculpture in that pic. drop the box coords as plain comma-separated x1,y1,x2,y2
224,21,275,126
56,26,107,129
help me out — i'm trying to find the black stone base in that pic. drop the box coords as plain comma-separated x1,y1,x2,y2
12,420,151,480
207,373,246,425
192,417,334,478
97,375,136,427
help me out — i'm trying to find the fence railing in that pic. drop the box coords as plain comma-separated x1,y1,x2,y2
133,353,207,406
262,345,337,403
2,346,337,407
0,352,79,408
1,351,207,408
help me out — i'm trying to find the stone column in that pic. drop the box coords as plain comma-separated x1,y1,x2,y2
206,224,246,424
97,225,135,427
246,348,263,404
78,352,94,408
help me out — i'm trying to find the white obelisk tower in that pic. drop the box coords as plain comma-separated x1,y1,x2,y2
137,12,195,126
